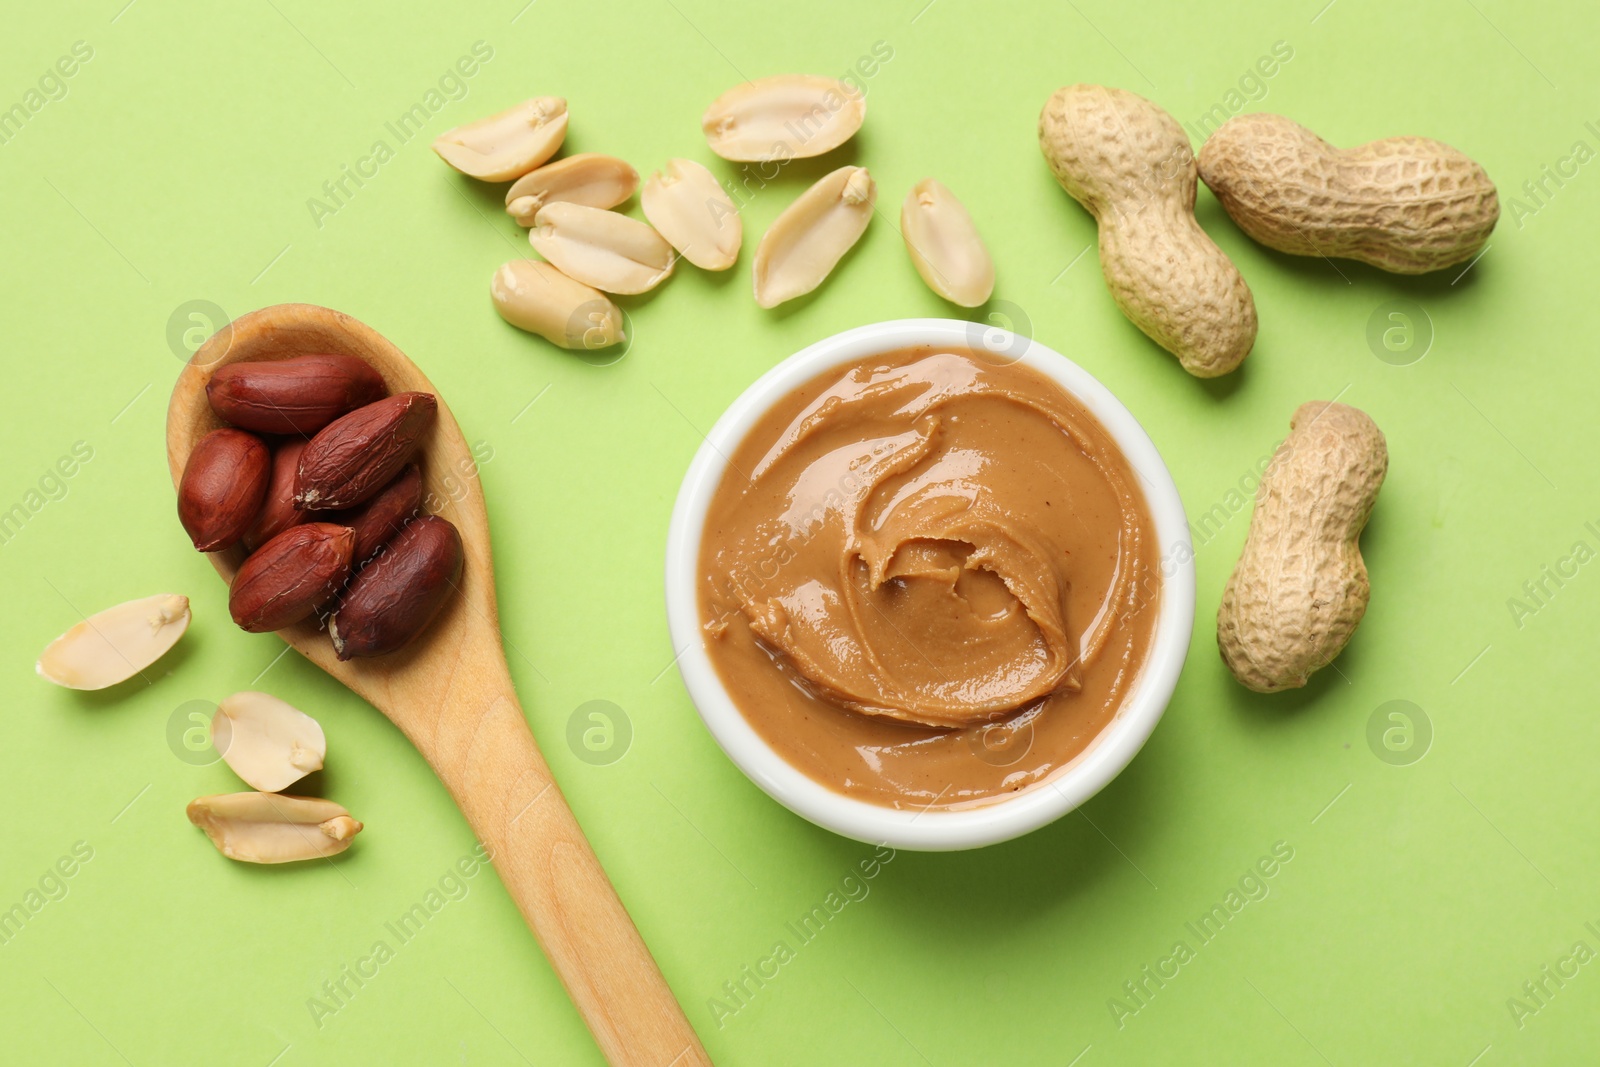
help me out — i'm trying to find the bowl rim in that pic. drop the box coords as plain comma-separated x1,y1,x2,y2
664,318,1195,851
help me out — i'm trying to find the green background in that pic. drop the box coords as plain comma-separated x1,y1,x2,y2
3,0,1596,1063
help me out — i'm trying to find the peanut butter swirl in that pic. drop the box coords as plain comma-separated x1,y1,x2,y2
703,350,1153,739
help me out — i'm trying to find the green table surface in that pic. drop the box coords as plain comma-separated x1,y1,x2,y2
4,0,1597,1063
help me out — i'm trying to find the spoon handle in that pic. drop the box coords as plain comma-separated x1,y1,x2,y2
416,660,710,1066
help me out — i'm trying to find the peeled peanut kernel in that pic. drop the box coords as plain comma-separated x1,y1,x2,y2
205,354,386,436
186,792,362,864
212,691,327,793
702,75,865,161
641,158,742,271
332,464,423,564
900,179,995,307
295,394,437,511
530,202,675,294
433,97,567,182
752,165,875,308
505,154,640,225
330,516,463,661
228,523,355,633
491,260,625,349
37,594,190,690
178,428,271,552
241,439,309,552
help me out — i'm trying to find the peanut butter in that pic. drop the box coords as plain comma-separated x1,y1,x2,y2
699,347,1160,808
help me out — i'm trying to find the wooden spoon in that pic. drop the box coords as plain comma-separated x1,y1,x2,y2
166,304,710,1067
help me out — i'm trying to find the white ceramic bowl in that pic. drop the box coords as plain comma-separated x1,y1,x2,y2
665,319,1195,850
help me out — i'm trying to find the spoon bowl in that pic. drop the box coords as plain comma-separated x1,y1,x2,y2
167,303,708,1067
